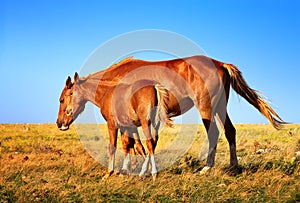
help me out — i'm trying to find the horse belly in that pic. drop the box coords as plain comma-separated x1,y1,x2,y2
115,108,141,128
168,95,194,117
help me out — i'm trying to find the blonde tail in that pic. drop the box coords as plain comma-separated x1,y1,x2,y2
155,84,173,128
223,63,286,129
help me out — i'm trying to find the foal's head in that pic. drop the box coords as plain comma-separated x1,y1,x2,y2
56,72,86,130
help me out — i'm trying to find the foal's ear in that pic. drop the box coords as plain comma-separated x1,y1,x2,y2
66,76,72,89
74,72,79,83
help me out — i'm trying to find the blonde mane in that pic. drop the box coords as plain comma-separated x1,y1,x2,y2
105,56,134,72
80,56,134,82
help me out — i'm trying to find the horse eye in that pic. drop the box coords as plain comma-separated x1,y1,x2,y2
60,99,64,103
70,92,73,96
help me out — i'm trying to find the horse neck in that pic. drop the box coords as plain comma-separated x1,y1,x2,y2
78,78,112,109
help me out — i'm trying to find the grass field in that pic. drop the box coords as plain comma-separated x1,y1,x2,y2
0,124,299,202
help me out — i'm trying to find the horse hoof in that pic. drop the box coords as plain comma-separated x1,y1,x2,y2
102,174,110,180
199,166,213,175
115,168,120,175
224,165,241,176
139,175,146,180
152,173,157,181
119,169,129,175
102,171,114,180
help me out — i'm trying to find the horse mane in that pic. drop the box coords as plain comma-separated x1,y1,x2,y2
79,56,135,82
105,56,134,72
74,57,135,91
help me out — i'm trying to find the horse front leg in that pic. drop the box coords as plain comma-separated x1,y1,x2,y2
103,122,118,179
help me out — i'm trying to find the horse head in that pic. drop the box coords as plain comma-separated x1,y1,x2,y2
56,72,86,130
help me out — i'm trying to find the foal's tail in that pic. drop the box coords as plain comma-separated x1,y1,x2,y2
155,84,173,127
222,63,286,129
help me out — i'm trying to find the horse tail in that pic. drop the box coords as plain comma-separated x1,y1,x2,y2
222,63,286,129
154,84,173,127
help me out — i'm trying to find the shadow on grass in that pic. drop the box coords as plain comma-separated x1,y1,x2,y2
221,156,300,176
167,153,300,177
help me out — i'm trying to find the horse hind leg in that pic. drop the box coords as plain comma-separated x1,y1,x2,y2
120,129,132,174
223,113,238,169
215,94,239,172
200,118,219,175
193,86,221,173
139,124,158,180
151,121,160,150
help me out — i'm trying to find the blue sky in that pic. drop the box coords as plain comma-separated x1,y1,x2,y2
0,0,299,124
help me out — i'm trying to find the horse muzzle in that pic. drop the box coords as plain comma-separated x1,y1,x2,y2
56,118,71,131
60,125,69,131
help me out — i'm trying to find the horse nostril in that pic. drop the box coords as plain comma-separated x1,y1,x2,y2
66,107,73,116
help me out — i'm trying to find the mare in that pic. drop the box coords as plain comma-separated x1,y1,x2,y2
90,55,285,174
56,72,172,178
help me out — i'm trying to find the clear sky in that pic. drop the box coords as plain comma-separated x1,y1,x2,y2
1,0,299,124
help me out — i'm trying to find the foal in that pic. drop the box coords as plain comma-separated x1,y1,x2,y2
57,73,172,178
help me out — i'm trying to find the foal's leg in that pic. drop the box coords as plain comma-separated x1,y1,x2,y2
128,137,138,170
121,128,146,173
131,129,146,158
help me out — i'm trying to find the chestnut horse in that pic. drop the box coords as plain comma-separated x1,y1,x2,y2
87,55,285,175
57,72,172,178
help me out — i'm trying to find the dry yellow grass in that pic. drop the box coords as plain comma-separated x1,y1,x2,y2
0,124,299,202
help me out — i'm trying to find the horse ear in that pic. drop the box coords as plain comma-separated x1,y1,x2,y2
74,72,79,83
66,76,72,89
